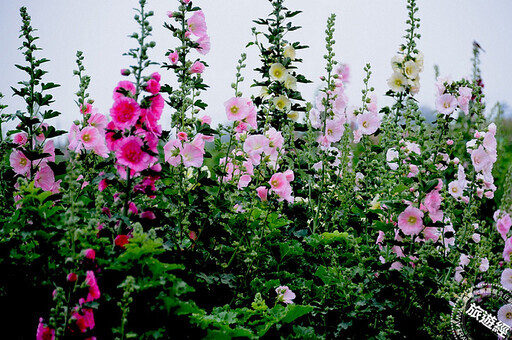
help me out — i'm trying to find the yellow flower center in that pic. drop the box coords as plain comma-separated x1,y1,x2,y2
83,133,91,142
230,106,239,114
327,128,333,136
271,179,279,187
443,102,450,109
274,70,282,78
394,79,402,86
19,158,27,166
408,216,417,224
452,187,458,193
507,312,512,319
362,121,369,128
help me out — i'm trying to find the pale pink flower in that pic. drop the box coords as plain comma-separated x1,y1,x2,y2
196,34,211,55
243,102,258,128
498,214,512,241
457,86,472,114
501,268,512,290
390,262,403,271
13,132,28,145
283,170,294,182
88,113,108,133
376,230,385,244
187,10,207,37
225,97,249,121
199,114,211,125
397,206,424,236
164,140,181,166
68,124,80,151
189,61,205,74
448,181,463,198
459,254,471,267
276,286,295,304
116,136,150,172
435,94,458,115
110,96,141,129
168,51,179,64
407,164,419,178
386,148,399,170
498,304,512,327
423,227,440,243
356,112,381,136
266,127,284,149
79,126,101,150
244,135,270,165
269,172,294,203
238,175,252,189
471,145,492,172
309,108,321,129
325,118,344,143
472,233,481,243
423,190,443,223
10,149,31,175
335,63,350,83
34,165,56,192
454,266,464,282
504,237,512,262
181,144,203,168
479,258,489,272
256,186,268,202
447,139,454,145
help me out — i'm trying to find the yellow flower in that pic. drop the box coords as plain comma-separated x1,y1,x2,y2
287,111,299,121
284,74,297,90
387,71,407,93
273,95,291,111
269,63,288,82
404,60,420,80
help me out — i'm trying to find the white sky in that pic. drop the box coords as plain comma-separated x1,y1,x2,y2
1,1,511,137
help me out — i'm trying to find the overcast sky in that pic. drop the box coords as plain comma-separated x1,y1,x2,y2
1,1,511,137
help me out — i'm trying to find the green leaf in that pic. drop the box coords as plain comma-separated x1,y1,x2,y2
282,304,313,323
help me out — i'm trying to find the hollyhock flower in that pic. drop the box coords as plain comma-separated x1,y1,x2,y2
407,164,419,178
238,175,252,189
10,149,31,175
181,143,204,168
269,172,294,203
336,63,350,83
309,108,322,129
177,131,188,141
356,112,381,136
448,181,463,199
110,96,141,129
67,272,78,282
244,135,270,165
189,61,205,74
140,210,156,220
454,266,464,282
276,286,295,304
196,34,211,55
386,148,399,170
115,235,129,248
387,72,407,93
471,145,492,172
36,318,55,340
85,271,100,301
13,132,28,145
266,128,284,149
404,60,420,79
423,190,443,223
390,262,403,271
325,118,344,143
435,94,458,115
479,258,489,272
287,111,299,121
501,268,512,290
88,113,108,133
168,51,179,64
472,233,481,243
199,114,211,125
113,80,136,100
269,63,288,82
34,165,56,192
504,237,512,262
457,86,472,114
116,136,150,172
84,249,95,260
187,10,207,37
390,54,404,72
284,74,297,90
225,97,249,121
145,78,160,95
121,68,130,76
460,254,470,267
164,139,182,166
423,227,440,243
498,304,512,327
397,206,424,236
498,214,512,241
284,44,296,60
243,101,258,128
273,95,291,111
256,186,268,202
79,126,101,150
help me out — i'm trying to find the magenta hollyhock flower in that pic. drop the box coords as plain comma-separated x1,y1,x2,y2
110,96,141,130
276,286,296,304
187,10,207,37
84,248,96,260
435,94,457,115
140,210,156,220
120,68,130,76
115,136,150,172
113,80,136,100
145,78,161,95
397,206,424,236
67,272,78,282
168,51,179,64
180,143,204,168
36,318,55,340
196,34,211,55
498,214,512,241
85,271,100,302
13,132,28,146
189,61,205,74
10,149,31,175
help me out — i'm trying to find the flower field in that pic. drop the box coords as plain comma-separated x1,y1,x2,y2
1,0,512,339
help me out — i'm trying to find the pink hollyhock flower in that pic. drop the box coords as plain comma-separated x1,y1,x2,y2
386,148,399,170
454,266,464,282
113,80,136,100
128,202,138,215
110,96,141,129
84,248,96,260
243,101,258,128
199,114,212,125
80,103,93,115
181,143,204,168
471,145,492,172
177,131,188,141
269,172,294,203
224,97,249,121
498,304,512,327
423,190,443,223
187,10,207,37
457,86,472,114
36,318,55,340
140,210,156,220
390,262,403,271
68,124,80,151
145,78,161,94
98,178,108,192
115,136,150,172
423,227,440,243
79,126,101,150
397,206,424,236
244,135,270,165
13,132,28,146
168,51,179,64
435,94,457,115
407,164,419,178
67,272,78,282
85,271,100,301
498,214,512,241
88,113,108,133
238,174,252,189
335,63,350,83
151,72,160,82
356,112,381,136
479,258,489,272
164,139,182,166
196,34,211,55
276,286,296,304
115,234,130,248
10,149,31,175
504,237,512,262
34,165,56,192
325,118,345,143
501,268,512,290
256,186,268,202
189,61,205,74
266,127,284,149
